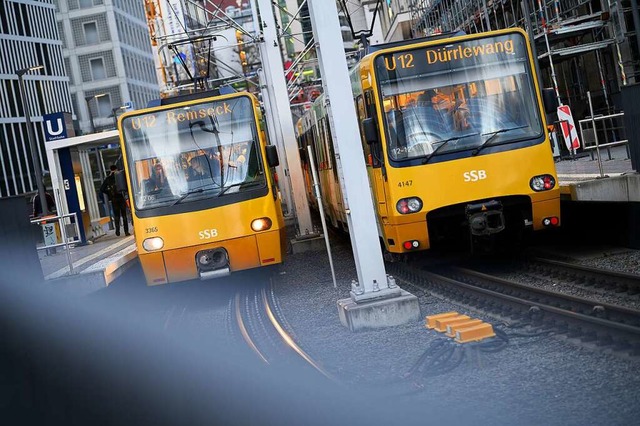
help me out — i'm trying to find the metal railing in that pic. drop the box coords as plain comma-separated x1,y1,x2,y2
578,112,628,154
31,212,81,275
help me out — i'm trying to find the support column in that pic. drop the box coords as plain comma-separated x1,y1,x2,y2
257,67,293,215
307,0,419,330
254,0,313,236
630,0,640,70
521,0,544,92
79,148,105,239
45,146,68,219
249,3,292,215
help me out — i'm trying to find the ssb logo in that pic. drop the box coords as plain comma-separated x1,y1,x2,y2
463,170,487,182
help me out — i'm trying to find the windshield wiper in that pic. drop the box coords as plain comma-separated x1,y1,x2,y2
471,125,529,156
172,185,218,206
422,132,480,164
218,181,264,197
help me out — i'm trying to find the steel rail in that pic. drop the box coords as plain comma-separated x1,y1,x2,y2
528,256,640,295
451,267,640,332
230,280,334,379
388,262,640,356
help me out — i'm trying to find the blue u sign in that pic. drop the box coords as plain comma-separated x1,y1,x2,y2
43,112,74,141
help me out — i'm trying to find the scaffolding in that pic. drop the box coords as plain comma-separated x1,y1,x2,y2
408,0,640,120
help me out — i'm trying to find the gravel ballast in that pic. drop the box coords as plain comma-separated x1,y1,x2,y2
272,241,640,425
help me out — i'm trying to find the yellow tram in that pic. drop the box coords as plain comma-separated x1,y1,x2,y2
118,92,286,285
297,28,560,253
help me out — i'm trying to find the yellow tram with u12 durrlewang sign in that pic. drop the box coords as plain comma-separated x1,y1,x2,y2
118,92,286,285
297,28,560,254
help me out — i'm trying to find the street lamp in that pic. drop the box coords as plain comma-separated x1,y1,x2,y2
110,105,127,129
17,65,47,217
84,93,106,134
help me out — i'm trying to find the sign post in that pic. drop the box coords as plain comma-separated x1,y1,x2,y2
586,91,606,178
557,105,580,155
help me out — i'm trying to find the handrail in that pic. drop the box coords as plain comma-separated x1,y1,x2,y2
31,212,81,275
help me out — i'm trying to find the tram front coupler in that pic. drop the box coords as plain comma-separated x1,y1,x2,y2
465,200,505,236
196,248,231,280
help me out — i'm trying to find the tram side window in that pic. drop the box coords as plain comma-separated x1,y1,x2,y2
299,132,309,166
355,95,372,164
321,116,334,170
313,121,326,171
364,90,382,168
310,123,321,171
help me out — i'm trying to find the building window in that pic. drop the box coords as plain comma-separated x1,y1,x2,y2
83,21,99,44
97,94,111,117
79,0,94,9
89,57,106,80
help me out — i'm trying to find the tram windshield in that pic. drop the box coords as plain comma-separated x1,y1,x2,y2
121,96,266,211
375,33,543,162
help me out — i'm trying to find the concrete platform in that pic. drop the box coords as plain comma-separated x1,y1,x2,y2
39,231,138,295
561,173,640,202
337,289,421,331
556,145,633,184
554,145,640,248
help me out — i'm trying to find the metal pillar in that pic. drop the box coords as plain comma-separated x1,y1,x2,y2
631,0,640,69
521,0,544,92
536,0,562,106
85,97,97,134
306,0,398,302
85,93,106,134
17,66,48,216
607,0,628,86
481,0,492,30
257,67,293,215
250,0,287,200
98,148,114,230
45,145,69,224
79,148,104,239
587,91,606,178
254,0,313,236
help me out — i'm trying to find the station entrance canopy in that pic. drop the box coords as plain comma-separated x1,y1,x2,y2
45,130,120,243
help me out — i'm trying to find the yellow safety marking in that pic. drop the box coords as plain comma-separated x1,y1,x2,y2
426,312,496,343
434,315,471,332
425,312,459,329
446,319,483,337
454,323,496,343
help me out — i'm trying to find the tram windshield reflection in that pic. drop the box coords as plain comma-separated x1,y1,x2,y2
121,96,266,211
375,33,544,162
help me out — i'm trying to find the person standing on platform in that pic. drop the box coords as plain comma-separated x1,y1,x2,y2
32,192,56,218
100,165,130,236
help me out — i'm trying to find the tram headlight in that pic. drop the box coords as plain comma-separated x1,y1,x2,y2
142,237,164,251
396,197,423,214
251,217,272,232
530,174,556,191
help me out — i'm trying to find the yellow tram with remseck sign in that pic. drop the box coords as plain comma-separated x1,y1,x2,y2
118,92,286,285
297,28,560,254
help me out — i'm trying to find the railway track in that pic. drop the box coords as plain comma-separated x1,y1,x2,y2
227,278,334,379
522,257,640,296
387,261,640,358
